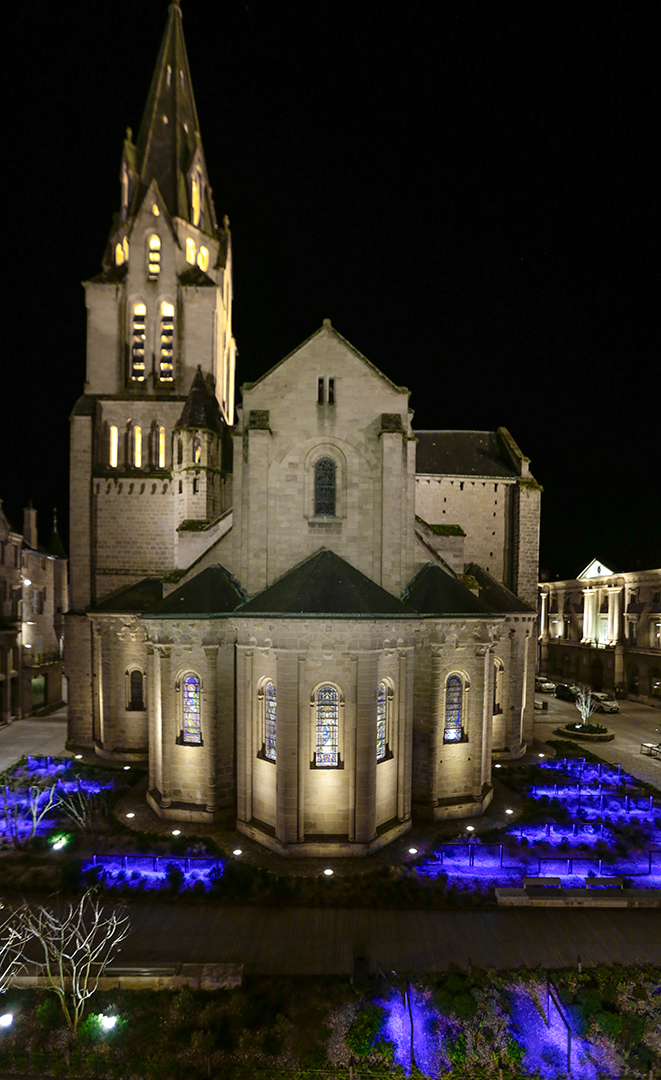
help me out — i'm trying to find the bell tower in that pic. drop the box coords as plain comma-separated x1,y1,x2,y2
67,2,236,750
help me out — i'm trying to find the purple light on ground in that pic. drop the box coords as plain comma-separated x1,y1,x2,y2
375,987,448,1077
509,987,618,1079
82,854,224,892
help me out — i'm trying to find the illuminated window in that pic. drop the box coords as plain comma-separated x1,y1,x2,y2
152,203,160,217
131,304,147,381
191,173,201,227
109,426,118,468
133,426,142,468
181,673,202,745
444,675,465,743
127,669,145,711
120,163,129,218
115,242,125,266
147,235,161,280
158,427,166,469
258,680,277,762
493,659,504,715
186,238,196,265
376,681,387,761
197,246,209,272
159,302,175,381
123,237,129,262
193,437,202,464
314,457,335,516
166,64,171,87
315,684,339,767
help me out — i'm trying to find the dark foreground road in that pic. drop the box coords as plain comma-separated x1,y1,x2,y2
105,903,661,974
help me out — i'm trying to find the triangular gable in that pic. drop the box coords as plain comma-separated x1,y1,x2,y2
578,558,614,580
242,321,407,397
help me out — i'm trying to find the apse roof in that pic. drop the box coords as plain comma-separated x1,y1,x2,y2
464,563,534,613
145,564,246,617
415,431,517,478
239,548,415,616
94,578,164,613
403,563,494,617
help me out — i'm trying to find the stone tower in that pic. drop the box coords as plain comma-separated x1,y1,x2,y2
66,1,235,749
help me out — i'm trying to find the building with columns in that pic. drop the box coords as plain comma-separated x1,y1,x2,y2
65,2,540,855
539,558,661,709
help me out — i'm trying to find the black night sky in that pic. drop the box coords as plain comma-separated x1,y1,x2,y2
3,1,659,581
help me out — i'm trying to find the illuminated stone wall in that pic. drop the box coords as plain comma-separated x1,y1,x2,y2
415,476,514,583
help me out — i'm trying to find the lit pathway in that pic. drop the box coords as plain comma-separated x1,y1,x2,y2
103,902,661,975
0,709,68,773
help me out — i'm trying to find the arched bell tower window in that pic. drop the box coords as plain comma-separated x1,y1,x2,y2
130,304,147,382
444,674,467,743
314,457,336,516
109,426,119,469
192,437,202,464
133,425,142,468
158,426,166,469
313,683,342,767
191,170,202,227
159,302,175,382
147,235,161,281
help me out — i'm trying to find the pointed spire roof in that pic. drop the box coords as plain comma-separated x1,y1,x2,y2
48,508,67,559
175,367,224,432
131,2,216,230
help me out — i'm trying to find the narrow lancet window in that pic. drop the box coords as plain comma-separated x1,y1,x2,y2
129,669,144,710
265,681,277,761
314,457,336,516
186,238,196,265
159,302,175,381
376,681,387,761
197,246,209,272
444,675,464,743
158,427,166,469
133,426,142,468
315,684,339,766
109,426,118,468
147,235,161,280
131,304,147,381
191,173,201,227
182,674,202,745
193,437,202,464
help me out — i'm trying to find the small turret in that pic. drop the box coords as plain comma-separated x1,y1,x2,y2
173,367,228,527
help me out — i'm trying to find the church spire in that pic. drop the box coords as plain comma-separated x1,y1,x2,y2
122,1,217,232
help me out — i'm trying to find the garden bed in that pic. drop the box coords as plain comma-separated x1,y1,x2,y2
555,726,614,742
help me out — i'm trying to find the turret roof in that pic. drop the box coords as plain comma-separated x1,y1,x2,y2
146,564,246,617
175,368,224,433
403,563,493,617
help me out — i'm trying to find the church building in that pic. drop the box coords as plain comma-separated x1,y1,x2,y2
66,2,541,855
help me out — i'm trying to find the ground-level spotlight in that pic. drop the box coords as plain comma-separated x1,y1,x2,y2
172,830,181,836
408,847,418,854
466,825,475,832
0,1014,13,1028
323,868,333,876
495,763,501,769
100,1015,117,1031
123,766,130,771
75,754,82,760
49,833,70,851
505,809,514,815
125,812,135,819
232,848,242,856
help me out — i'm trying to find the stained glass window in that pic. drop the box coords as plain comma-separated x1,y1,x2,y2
182,674,202,745
314,457,335,516
316,684,339,766
444,675,463,743
265,681,277,761
376,681,387,761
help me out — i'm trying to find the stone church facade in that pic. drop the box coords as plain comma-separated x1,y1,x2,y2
65,2,541,855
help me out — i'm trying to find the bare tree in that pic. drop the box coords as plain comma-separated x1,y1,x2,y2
57,782,114,851
0,779,58,848
575,685,597,728
0,904,28,992
19,890,130,1035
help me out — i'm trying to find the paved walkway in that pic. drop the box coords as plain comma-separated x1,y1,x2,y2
0,708,69,773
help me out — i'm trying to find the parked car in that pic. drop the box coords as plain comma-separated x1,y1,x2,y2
592,692,620,714
535,677,556,693
555,683,580,702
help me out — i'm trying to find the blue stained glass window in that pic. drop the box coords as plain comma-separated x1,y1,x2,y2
182,674,202,745
314,457,335,516
316,684,339,766
376,681,387,761
444,675,463,743
265,681,277,761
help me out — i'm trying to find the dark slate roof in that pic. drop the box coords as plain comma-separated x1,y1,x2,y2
403,563,493,616
415,431,517,478
239,549,414,616
175,368,224,433
94,579,164,613
146,564,246,617
464,563,534,613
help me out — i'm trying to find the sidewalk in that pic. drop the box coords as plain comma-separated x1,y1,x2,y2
0,707,69,774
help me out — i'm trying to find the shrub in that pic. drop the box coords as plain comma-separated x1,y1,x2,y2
345,1002,385,1056
36,993,62,1029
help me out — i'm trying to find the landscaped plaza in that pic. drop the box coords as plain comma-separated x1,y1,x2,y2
0,699,659,1077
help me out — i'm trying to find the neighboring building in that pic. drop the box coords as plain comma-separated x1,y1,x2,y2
539,558,661,709
66,3,540,855
0,501,68,722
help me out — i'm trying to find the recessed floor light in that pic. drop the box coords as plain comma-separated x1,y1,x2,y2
466,825,475,832
505,809,514,815
126,812,135,819
408,847,418,854
232,849,242,856
172,829,181,836
323,868,333,876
